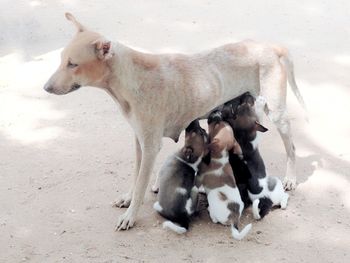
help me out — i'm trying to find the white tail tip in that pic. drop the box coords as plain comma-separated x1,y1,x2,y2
153,201,163,212
231,223,252,240
163,221,187,234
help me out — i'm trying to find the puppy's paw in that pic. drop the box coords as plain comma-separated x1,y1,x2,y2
252,199,261,220
280,193,289,209
112,192,132,208
283,177,296,191
115,208,136,231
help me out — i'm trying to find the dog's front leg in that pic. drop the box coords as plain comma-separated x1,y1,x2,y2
113,136,142,208
116,136,161,230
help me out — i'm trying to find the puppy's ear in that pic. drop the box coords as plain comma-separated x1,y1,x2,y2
183,147,194,162
186,119,200,133
65,13,86,32
92,38,114,60
241,93,255,106
255,121,268,132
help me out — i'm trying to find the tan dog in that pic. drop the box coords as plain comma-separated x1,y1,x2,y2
44,13,306,230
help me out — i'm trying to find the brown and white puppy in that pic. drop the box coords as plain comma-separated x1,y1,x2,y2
197,111,251,240
225,94,289,220
153,120,208,234
44,13,305,230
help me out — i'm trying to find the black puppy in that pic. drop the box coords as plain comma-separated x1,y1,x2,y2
223,93,289,219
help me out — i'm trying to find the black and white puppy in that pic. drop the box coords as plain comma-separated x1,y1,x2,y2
224,94,289,219
153,120,208,234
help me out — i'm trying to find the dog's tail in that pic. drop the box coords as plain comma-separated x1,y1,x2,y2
162,220,187,234
231,222,252,241
273,45,308,121
155,205,190,234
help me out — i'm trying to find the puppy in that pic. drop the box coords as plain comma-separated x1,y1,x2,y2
153,120,208,234
225,94,289,219
197,111,252,240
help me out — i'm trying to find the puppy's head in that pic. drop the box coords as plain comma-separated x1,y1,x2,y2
44,13,114,95
207,111,242,157
182,120,209,163
232,100,268,141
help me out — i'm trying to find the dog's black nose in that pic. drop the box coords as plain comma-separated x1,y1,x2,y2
44,83,54,93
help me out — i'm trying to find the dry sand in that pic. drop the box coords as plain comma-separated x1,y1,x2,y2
1,0,350,262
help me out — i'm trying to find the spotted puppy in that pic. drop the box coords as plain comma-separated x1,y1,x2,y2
198,111,252,240
153,120,208,234
226,94,289,219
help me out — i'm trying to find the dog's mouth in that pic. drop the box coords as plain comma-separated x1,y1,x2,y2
70,83,81,92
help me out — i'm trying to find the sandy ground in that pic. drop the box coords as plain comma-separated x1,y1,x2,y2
1,0,350,262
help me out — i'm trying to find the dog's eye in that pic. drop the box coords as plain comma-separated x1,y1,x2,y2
67,60,78,68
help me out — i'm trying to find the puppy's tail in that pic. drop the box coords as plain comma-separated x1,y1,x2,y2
162,220,187,234
274,45,308,122
231,223,252,241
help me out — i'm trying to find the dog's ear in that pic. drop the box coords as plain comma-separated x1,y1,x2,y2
255,121,268,132
65,13,86,32
92,39,114,60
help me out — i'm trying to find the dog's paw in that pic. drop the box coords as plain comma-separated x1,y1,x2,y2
115,209,136,231
283,177,296,191
112,192,132,208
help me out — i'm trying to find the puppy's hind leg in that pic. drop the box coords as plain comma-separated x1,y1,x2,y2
252,199,261,220
257,197,273,219
189,186,199,215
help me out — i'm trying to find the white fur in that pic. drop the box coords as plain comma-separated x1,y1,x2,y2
200,153,229,178
231,223,252,240
206,185,243,225
206,185,251,240
250,132,260,150
163,221,187,234
153,201,163,212
175,187,187,195
248,177,289,209
185,198,193,215
212,151,229,166
252,199,261,220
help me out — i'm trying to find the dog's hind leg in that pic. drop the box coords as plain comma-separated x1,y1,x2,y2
269,109,297,191
113,136,142,207
259,61,297,190
116,134,162,230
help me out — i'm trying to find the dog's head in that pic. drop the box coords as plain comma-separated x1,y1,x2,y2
181,120,209,163
231,98,268,141
44,13,114,95
207,111,242,157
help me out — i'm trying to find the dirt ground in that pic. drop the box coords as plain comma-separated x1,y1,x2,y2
1,0,350,262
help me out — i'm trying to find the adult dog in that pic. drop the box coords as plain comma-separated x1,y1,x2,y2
44,13,306,230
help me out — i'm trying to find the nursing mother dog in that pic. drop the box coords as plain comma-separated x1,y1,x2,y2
43,13,306,230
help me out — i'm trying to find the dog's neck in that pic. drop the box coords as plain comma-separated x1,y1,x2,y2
175,154,202,174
